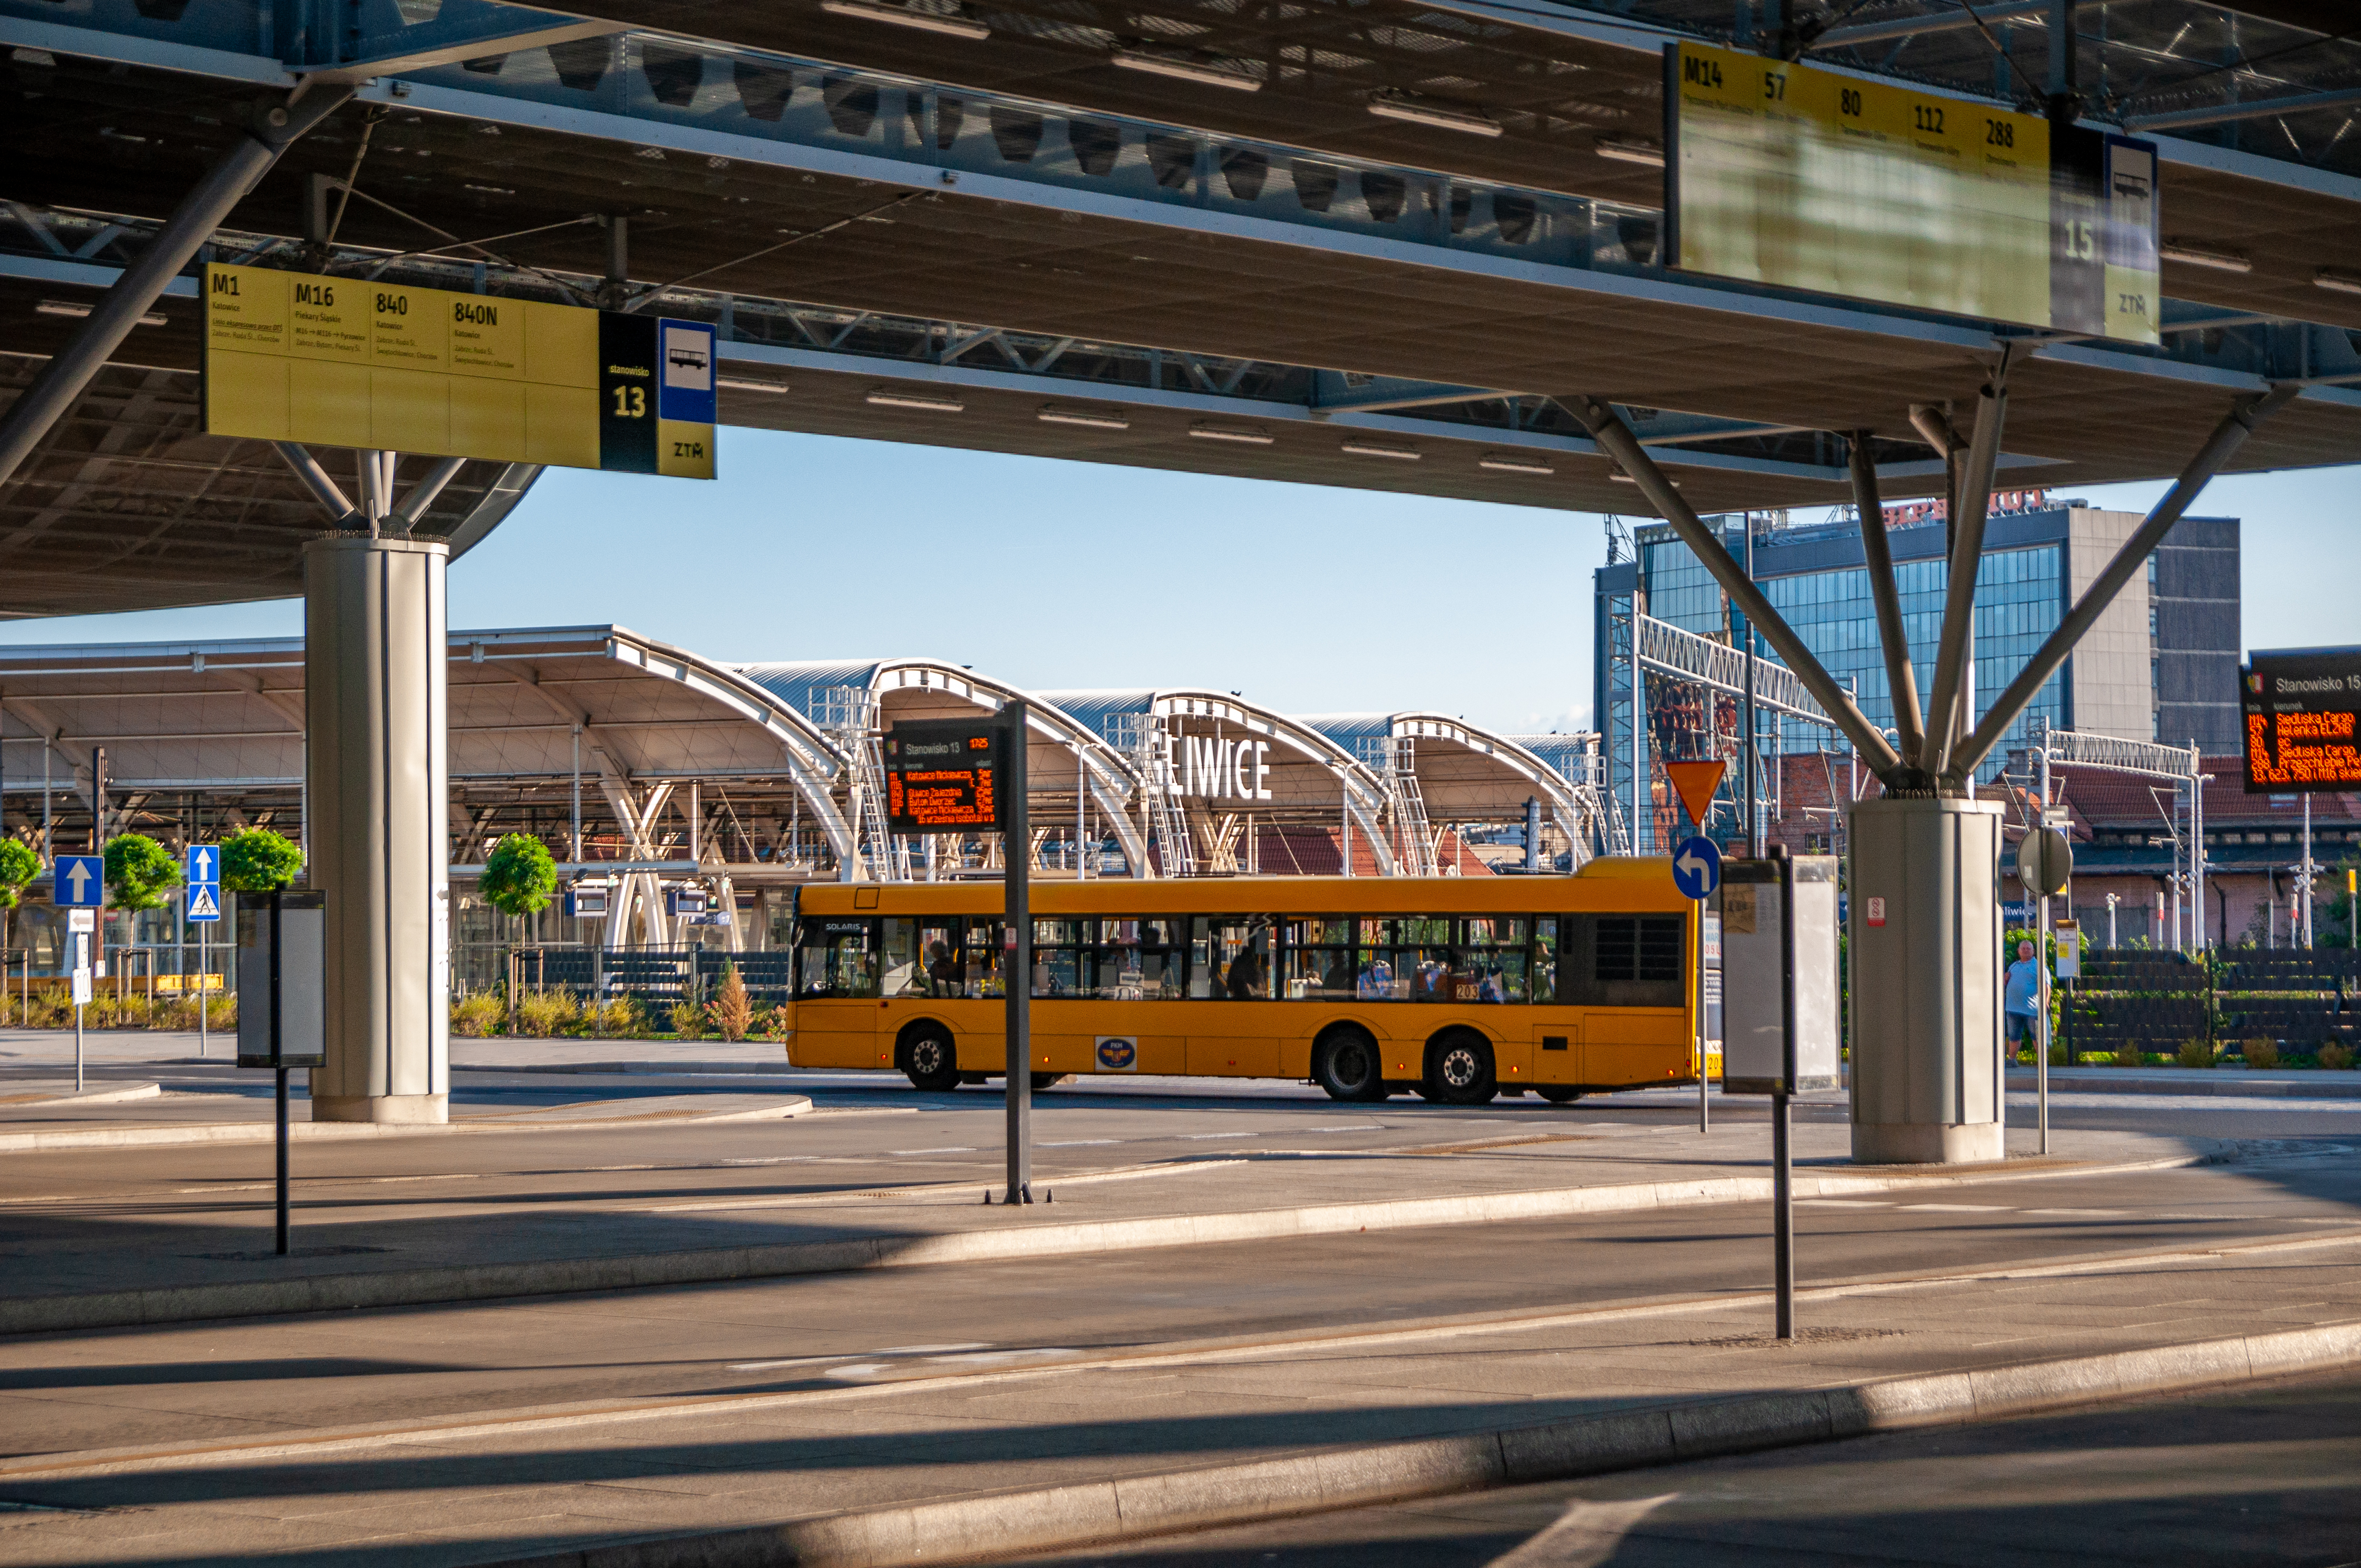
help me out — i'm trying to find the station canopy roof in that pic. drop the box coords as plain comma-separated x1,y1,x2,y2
6,0,2361,620
0,625,851,852
1305,712,1596,826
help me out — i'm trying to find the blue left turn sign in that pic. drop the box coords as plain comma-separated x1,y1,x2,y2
54,854,104,907
1671,835,1722,901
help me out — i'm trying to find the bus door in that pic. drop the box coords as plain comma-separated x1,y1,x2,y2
794,918,881,1066
1187,916,1276,1076
879,918,966,1057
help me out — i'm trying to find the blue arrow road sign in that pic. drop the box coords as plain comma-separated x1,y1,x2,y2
186,843,219,887
1671,835,1722,901
54,854,104,907
187,885,222,923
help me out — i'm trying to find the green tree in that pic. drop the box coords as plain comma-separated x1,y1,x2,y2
221,827,304,892
103,833,182,911
0,839,37,1019
0,838,36,912
481,833,558,918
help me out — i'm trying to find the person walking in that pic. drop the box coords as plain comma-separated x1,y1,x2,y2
2004,938,2042,1063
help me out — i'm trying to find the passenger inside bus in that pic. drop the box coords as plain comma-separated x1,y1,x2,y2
1226,945,1263,999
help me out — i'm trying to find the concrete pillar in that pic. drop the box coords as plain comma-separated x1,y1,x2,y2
304,537,450,1124
1847,797,2004,1164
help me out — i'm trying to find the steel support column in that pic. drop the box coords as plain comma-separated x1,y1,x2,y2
1570,398,1902,778
1849,432,1927,774
1948,386,2300,782
303,536,449,1124
0,86,352,487
1923,376,2009,778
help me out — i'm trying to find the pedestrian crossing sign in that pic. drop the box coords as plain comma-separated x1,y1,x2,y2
187,885,222,923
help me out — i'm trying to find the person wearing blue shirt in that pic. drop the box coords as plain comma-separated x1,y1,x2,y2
2004,939,2042,1057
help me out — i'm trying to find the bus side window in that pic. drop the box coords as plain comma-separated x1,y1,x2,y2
1532,918,1558,1004
880,918,919,997
964,917,1005,999
798,921,878,999
1140,917,1182,999
1033,918,1083,998
919,922,962,997
1192,917,1270,999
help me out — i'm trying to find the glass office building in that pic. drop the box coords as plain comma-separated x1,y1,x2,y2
1593,503,2240,852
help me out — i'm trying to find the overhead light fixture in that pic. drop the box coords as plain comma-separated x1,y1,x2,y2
1479,452,1553,475
1111,49,1260,91
1367,89,1501,138
1611,470,1678,488
717,376,791,394
819,0,991,41
1189,420,1274,444
1038,403,1131,429
39,298,165,326
2159,241,2251,274
1341,438,1420,461
866,388,965,412
1593,138,1665,167
2316,266,2361,296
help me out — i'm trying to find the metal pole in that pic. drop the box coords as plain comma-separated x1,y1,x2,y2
1774,847,1796,1341
272,891,289,1256
0,87,353,488
1004,700,1032,1204
1849,434,1927,771
2038,737,2051,1153
1697,898,1709,1133
2303,794,2314,948
198,918,208,1057
2192,748,2206,951
1951,385,2299,781
1744,522,1759,856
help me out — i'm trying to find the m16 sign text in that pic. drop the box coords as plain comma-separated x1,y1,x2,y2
885,718,1009,832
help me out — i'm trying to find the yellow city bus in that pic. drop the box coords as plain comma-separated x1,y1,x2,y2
784,858,1700,1104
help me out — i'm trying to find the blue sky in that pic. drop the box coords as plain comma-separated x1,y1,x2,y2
5,428,2352,736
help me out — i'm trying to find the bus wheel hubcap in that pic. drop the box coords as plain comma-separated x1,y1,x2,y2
1441,1049,1478,1087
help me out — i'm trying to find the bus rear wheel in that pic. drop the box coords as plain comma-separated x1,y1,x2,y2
902,1028,961,1092
1425,1032,1497,1106
1313,1027,1386,1102
1534,1084,1582,1104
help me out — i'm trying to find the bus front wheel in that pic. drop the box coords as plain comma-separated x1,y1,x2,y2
901,1027,961,1092
1313,1027,1386,1102
1424,1032,1497,1106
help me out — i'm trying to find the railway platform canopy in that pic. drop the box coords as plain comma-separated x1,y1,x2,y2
6,0,2361,616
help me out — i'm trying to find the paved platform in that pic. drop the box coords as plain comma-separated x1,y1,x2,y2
0,1195,2353,1566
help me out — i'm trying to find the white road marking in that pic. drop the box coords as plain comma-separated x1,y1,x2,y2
1039,1139,1119,1147
886,1146,978,1155
2026,1208,2130,1217
1486,1494,1680,1567
1797,1199,1891,1208
726,1341,991,1373
1900,1204,2010,1212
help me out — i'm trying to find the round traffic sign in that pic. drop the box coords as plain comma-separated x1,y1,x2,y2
1671,835,1722,900
2017,827,2072,897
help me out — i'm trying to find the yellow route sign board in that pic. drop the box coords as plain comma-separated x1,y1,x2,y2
1666,43,2159,344
201,264,716,477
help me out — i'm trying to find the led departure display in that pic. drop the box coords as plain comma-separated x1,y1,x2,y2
885,718,1010,832
2243,649,2361,793
1665,43,2160,343
201,264,715,477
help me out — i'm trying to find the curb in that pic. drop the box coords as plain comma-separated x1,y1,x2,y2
0,1148,2218,1336
486,1319,2361,1568
2008,1071,2361,1100
0,1081,160,1107
0,1096,812,1153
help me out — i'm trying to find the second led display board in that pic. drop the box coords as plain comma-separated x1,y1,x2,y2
1666,43,2159,342
202,264,715,478
884,718,1010,833
2242,648,2361,793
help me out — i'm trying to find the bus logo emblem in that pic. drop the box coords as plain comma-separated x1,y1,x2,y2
1095,1036,1138,1071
